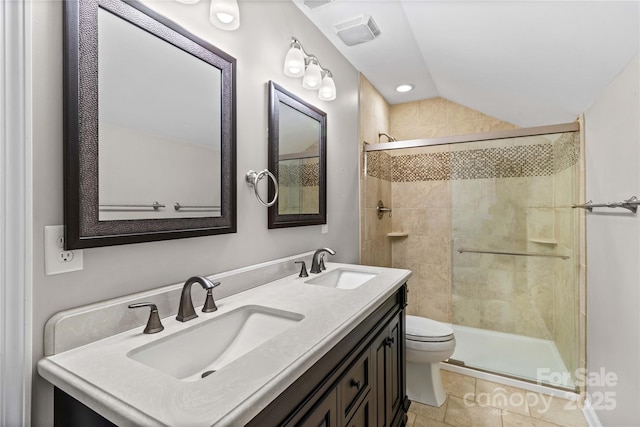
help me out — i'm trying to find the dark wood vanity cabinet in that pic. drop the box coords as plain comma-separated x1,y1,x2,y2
249,284,409,427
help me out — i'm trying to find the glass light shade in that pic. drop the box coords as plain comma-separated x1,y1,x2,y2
216,12,234,23
318,75,336,101
302,60,322,90
283,46,305,77
209,0,240,30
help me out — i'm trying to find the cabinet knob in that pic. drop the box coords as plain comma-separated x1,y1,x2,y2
350,379,361,390
384,336,395,347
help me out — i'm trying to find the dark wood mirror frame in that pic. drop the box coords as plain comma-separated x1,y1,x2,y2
64,0,236,249
267,82,327,229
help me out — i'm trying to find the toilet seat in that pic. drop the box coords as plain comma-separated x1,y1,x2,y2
406,315,454,342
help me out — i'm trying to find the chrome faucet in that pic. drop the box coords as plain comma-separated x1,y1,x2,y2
176,276,220,322
310,248,336,274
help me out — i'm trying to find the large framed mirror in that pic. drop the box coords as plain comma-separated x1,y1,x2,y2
268,82,326,229
64,0,236,249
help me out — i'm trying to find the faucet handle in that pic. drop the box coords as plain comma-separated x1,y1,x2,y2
128,302,164,334
295,261,309,277
202,282,221,313
319,254,326,271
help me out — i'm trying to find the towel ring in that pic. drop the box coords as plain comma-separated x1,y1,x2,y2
245,169,279,207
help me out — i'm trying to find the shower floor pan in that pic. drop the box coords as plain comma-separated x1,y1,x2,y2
449,324,575,390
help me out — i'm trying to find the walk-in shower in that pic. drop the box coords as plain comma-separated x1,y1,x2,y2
361,122,585,391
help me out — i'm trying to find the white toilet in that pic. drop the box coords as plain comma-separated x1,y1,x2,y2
405,315,456,407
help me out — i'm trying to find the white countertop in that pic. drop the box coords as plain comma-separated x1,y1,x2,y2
37,263,411,427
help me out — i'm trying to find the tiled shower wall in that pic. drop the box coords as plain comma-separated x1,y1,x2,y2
360,75,392,267
388,97,519,323
361,95,519,269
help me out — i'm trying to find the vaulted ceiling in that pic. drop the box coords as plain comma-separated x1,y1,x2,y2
293,0,639,127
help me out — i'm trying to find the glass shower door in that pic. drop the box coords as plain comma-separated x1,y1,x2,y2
449,132,581,390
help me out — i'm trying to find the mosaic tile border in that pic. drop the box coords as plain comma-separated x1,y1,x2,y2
553,132,580,173
366,150,392,181
279,162,319,187
451,144,553,180
392,152,450,181
366,132,580,182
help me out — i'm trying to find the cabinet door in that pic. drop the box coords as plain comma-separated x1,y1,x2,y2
345,393,374,427
387,314,402,422
297,389,338,427
373,313,403,427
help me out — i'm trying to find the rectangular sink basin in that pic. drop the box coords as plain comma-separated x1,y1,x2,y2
127,305,303,381
305,268,377,290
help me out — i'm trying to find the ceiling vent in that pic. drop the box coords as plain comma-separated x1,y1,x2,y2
303,0,334,9
334,15,381,46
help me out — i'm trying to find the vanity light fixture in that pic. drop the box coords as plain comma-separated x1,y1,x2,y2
209,0,240,30
175,0,240,30
283,37,336,101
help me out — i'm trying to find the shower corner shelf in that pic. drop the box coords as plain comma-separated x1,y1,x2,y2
528,238,558,245
387,232,409,238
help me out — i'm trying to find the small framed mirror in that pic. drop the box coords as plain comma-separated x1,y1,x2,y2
64,0,236,248
268,82,327,229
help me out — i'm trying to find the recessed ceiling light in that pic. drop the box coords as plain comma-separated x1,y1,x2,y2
395,84,414,93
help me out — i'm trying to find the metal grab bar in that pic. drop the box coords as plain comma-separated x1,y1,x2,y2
99,201,164,211
174,203,221,211
458,248,569,260
572,196,639,213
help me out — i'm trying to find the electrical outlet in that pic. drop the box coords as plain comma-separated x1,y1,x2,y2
45,225,83,275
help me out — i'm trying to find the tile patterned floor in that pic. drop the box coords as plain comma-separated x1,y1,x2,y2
407,371,589,427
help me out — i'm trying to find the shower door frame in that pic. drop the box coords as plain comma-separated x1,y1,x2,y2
364,122,580,153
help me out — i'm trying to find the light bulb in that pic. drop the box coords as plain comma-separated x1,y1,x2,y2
318,74,336,101
209,0,240,30
283,46,305,77
216,12,234,24
302,59,322,90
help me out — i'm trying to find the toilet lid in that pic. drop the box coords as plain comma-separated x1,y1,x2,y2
406,315,454,342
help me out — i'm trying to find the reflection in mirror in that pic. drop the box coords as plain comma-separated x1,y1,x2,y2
98,8,222,220
278,103,320,215
64,0,236,249
268,82,326,229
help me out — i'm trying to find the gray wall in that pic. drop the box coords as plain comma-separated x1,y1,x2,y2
585,54,639,426
30,1,360,425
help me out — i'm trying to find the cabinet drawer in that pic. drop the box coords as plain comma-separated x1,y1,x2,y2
339,348,371,420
